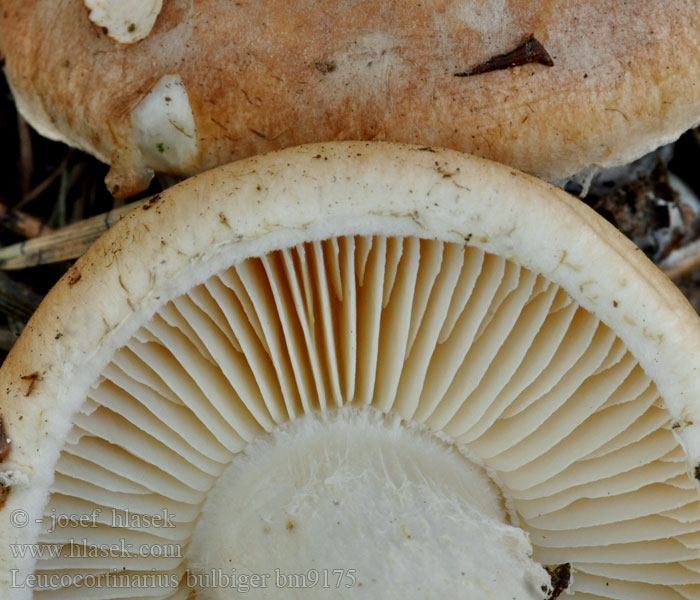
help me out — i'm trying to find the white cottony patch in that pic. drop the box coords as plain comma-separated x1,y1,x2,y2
130,74,198,173
84,0,163,44
0,470,28,487
189,407,550,599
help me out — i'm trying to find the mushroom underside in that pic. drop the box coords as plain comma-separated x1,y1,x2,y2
2,143,700,600
23,233,700,599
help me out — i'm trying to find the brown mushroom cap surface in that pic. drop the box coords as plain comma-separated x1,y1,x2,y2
1,0,700,197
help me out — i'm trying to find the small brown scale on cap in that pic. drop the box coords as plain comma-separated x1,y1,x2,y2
19,372,42,397
314,61,336,74
142,193,162,210
67,268,82,286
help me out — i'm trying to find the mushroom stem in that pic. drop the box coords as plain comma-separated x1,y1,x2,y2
188,407,550,599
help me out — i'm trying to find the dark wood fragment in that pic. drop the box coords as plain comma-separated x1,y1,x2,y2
455,34,554,77
543,563,571,599
0,418,10,462
0,417,12,506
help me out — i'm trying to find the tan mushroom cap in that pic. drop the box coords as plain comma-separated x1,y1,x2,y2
1,0,700,197
1,142,700,598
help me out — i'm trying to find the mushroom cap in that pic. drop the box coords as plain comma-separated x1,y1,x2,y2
1,142,700,598
2,0,700,196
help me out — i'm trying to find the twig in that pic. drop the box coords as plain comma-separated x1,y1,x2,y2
659,238,700,280
0,199,141,270
692,126,700,148
17,115,33,198
49,162,83,229
0,272,42,321
17,150,73,208
6,317,24,340
0,202,53,238
0,328,17,352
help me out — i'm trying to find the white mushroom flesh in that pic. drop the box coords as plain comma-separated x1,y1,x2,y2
130,74,198,174
83,0,163,44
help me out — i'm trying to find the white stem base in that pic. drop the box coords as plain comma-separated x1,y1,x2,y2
188,407,550,599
